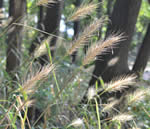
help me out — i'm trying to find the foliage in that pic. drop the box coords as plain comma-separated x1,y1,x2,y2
0,0,150,129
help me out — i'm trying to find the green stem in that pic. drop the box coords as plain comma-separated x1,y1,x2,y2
94,98,101,129
45,42,60,92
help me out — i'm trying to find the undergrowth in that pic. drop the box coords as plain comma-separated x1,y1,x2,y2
0,0,150,129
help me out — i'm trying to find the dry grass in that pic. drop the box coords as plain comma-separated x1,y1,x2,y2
83,33,124,65
68,2,98,22
102,100,119,112
33,37,55,58
1,1,148,129
68,118,83,128
128,89,148,104
36,0,58,6
21,64,55,94
112,113,134,123
68,17,105,55
87,87,97,101
104,74,136,92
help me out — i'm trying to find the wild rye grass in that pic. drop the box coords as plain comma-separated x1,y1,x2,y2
0,0,150,129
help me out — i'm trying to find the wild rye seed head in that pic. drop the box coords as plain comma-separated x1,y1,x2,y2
68,118,83,127
21,64,55,94
83,33,124,65
68,2,99,22
112,113,134,123
102,100,119,112
68,17,105,55
104,74,136,93
33,36,55,58
87,87,97,101
36,0,58,6
17,96,36,111
128,89,148,104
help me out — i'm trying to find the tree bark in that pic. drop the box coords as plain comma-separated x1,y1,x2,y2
38,6,44,30
29,6,45,54
106,0,114,17
71,0,81,63
43,0,63,54
6,0,26,78
9,0,14,17
132,23,150,75
0,0,3,7
89,0,142,85
35,0,63,65
0,0,3,26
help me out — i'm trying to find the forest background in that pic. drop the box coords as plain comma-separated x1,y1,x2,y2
0,0,150,128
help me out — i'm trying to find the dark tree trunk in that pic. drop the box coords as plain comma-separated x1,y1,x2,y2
43,0,63,53
71,0,81,63
132,23,150,75
0,0,3,26
9,0,14,17
6,0,26,78
97,0,102,17
89,0,142,85
29,6,45,54
0,0,3,7
106,0,114,17
37,6,44,30
36,0,63,65
96,0,102,40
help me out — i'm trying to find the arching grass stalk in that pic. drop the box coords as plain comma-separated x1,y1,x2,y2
33,72,77,126
94,98,101,129
45,42,60,92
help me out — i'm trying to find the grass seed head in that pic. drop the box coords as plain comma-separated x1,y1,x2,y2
102,100,119,112
104,74,136,93
112,113,134,123
36,0,58,6
68,118,83,127
68,2,98,22
128,89,148,104
33,37,55,58
87,87,97,101
83,33,124,65
68,17,105,55
22,64,55,94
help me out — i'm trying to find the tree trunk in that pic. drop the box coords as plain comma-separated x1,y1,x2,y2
6,0,26,78
9,0,14,17
0,0,3,26
132,23,150,75
43,0,63,53
71,0,81,63
106,0,114,17
37,0,63,65
0,0,3,7
37,6,44,30
96,0,102,40
29,6,45,54
89,0,141,85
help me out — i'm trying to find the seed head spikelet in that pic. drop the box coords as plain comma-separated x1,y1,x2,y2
128,89,148,104
104,74,136,92
112,113,134,123
17,96,35,111
87,87,97,101
22,64,55,94
102,100,119,112
36,0,58,6
68,2,99,22
68,18,105,55
83,33,124,65
68,118,83,127
34,37,55,58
